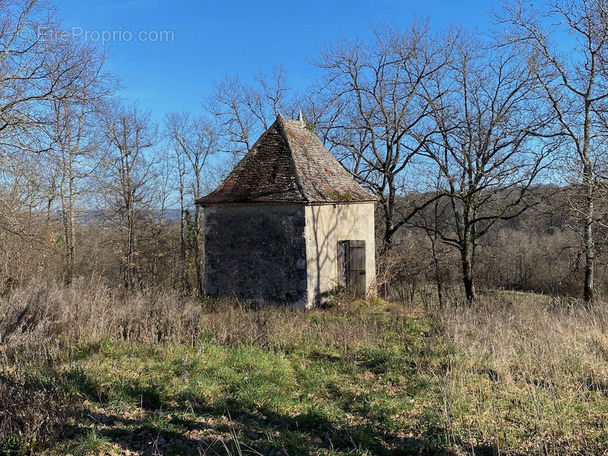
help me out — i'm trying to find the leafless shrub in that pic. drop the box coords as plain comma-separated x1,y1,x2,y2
0,366,73,454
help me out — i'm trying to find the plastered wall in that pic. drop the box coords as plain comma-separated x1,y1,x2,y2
305,203,376,306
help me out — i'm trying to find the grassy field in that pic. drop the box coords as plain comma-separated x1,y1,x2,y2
1,282,608,455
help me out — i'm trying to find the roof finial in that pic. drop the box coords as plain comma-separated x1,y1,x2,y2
298,110,304,127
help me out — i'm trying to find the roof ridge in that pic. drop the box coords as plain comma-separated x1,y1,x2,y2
276,115,309,204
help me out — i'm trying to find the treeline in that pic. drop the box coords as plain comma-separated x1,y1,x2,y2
392,184,608,305
2,0,608,304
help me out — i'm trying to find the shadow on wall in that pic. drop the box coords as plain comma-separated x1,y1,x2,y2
307,203,376,306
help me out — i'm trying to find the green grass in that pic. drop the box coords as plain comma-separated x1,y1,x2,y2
69,430,114,456
3,292,608,455
64,343,423,454
50,301,439,455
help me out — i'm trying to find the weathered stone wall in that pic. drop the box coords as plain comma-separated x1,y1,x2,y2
305,203,376,306
204,204,308,306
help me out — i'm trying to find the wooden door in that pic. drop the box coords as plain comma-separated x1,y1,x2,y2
337,240,366,296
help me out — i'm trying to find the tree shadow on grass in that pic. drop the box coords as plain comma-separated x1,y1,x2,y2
69,394,498,455
62,367,499,456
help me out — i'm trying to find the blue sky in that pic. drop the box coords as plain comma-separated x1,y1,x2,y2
57,0,496,119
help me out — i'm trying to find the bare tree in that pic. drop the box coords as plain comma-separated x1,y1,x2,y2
498,0,608,304
47,43,113,283
0,0,93,147
417,32,551,303
165,111,218,295
0,0,112,244
102,103,157,291
205,65,297,156
314,22,452,253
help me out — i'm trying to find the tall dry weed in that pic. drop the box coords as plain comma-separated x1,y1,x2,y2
438,293,608,380
0,279,403,359
433,292,608,453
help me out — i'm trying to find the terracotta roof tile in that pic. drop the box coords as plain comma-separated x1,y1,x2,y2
197,115,376,205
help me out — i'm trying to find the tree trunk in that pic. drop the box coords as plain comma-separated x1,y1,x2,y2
381,173,397,255
460,236,475,305
383,218,393,254
66,155,76,283
583,165,594,305
124,201,136,291
123,146,136,292
461,252,475,304
59,138,76,284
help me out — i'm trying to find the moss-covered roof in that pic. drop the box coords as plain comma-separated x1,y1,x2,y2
196,115,376,206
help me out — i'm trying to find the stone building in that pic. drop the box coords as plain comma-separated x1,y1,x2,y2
196,115,377,307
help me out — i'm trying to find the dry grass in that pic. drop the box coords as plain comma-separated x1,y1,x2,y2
1,281,608,454
434,291,608,454
0,277,408,358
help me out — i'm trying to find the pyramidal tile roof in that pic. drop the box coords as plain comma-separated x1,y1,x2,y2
196,115,377,206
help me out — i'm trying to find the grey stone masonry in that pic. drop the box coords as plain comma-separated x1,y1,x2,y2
203,204,308,305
